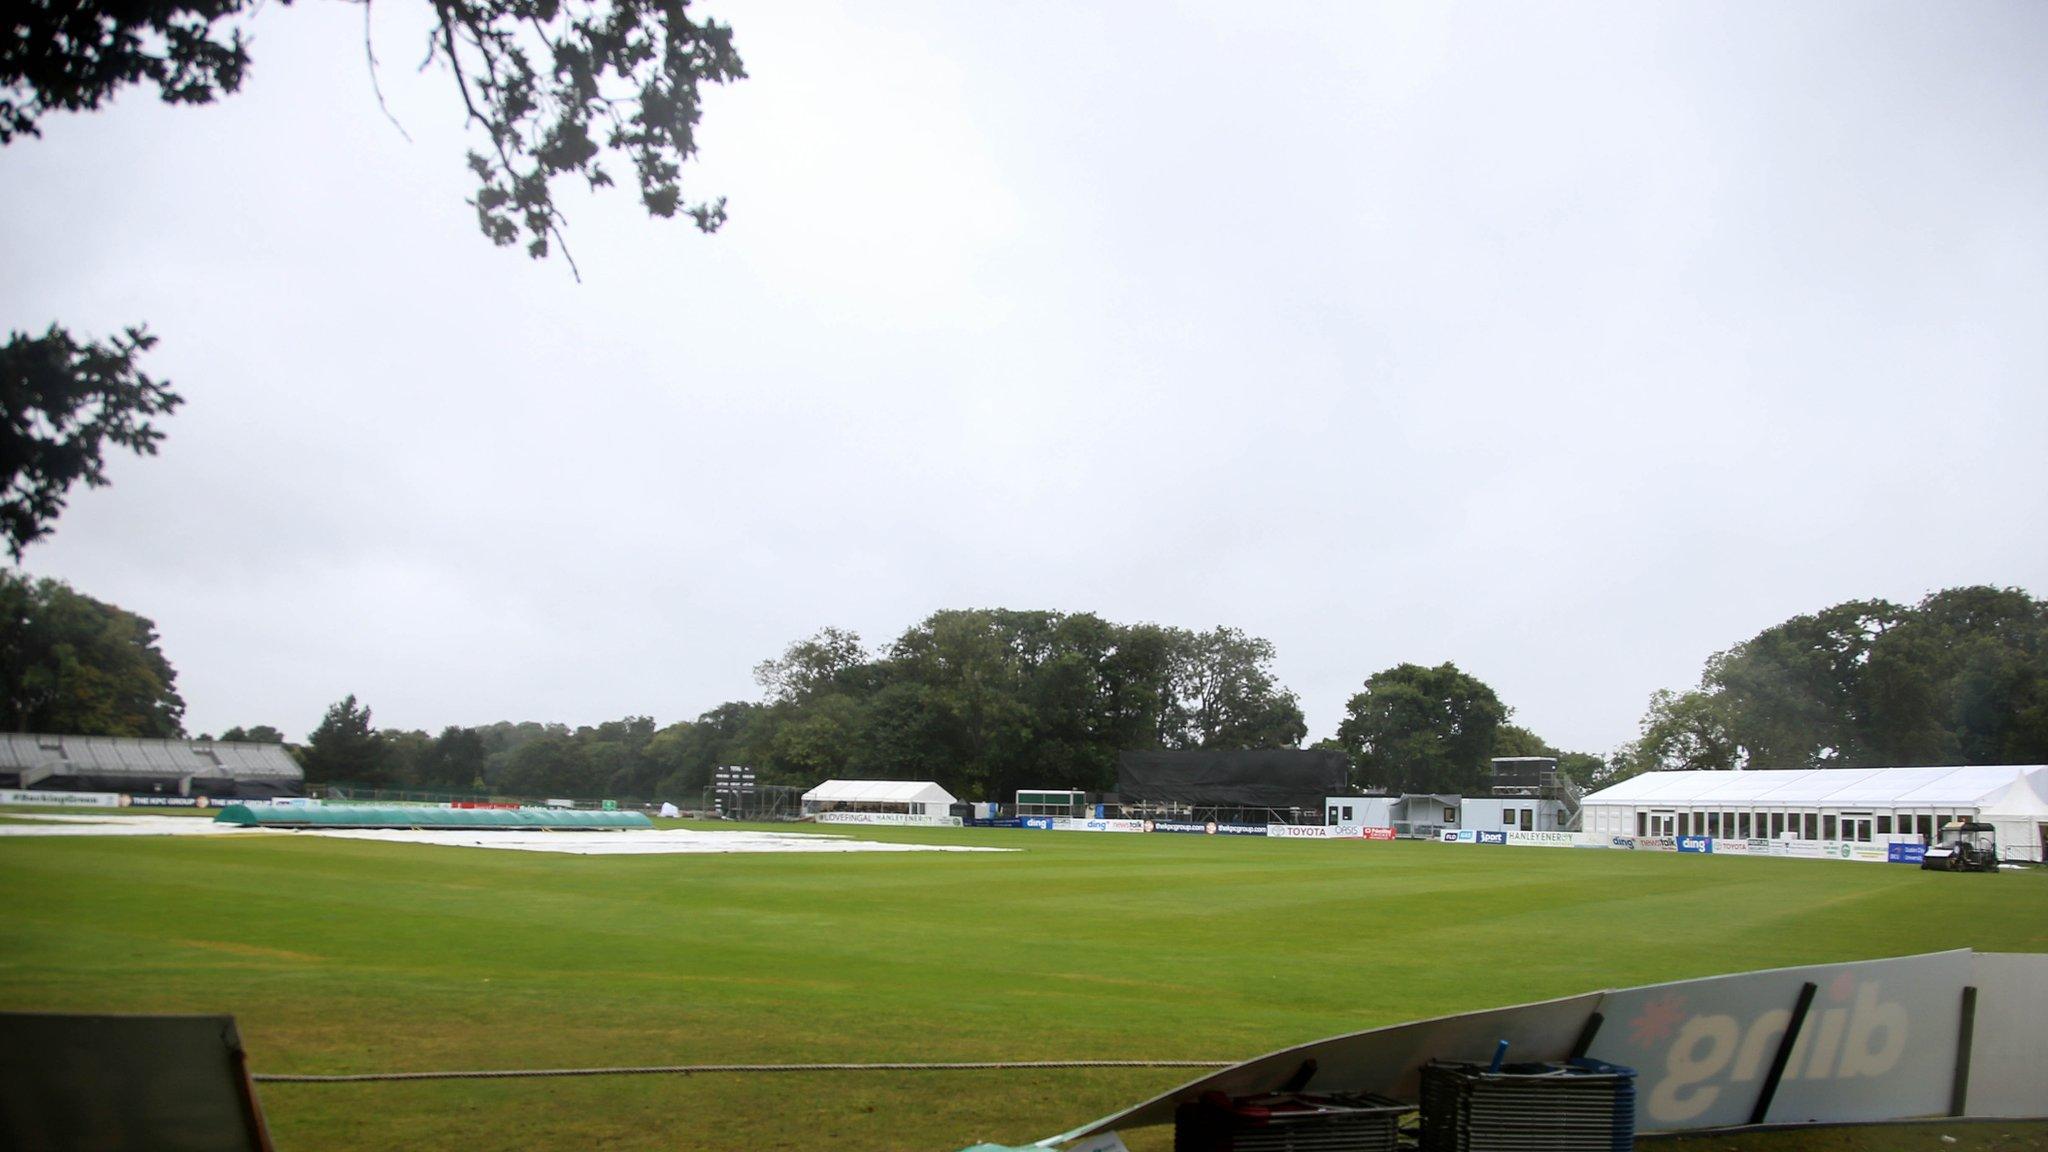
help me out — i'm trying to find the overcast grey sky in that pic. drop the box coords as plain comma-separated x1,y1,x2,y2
4,0,2044,754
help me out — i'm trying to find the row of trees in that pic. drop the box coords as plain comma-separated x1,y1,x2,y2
12,566,2042,803
278,615,1605,802
294,610,1316,801
1612,586,2048,776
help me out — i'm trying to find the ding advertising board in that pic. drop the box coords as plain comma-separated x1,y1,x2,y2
1050,818,1146,833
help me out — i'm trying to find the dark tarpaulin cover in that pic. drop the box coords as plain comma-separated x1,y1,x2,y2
1116,749,1349,810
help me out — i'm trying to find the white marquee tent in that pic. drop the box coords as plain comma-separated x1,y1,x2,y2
800,779,959,818
1582,764,2048,862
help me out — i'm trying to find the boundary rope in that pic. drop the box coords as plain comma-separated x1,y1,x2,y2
254,1059,1234,1084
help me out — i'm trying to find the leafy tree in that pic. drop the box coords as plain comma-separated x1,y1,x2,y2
1492,723,1556,759
1701,599,1903,767
497,733,589,797
379,727,436,786
1610,688,1739,778
644,702,758,798
1163,626,1307,750
2,0,745,556
1336,662,1505,795
1,326,182,559
422,725,488,791
302,694,388,785
577,715,657,795
0,570,185,736
1861,586,2048,765
218,724,285,743
753,627,867,704
2,0,747,266
1621,586,2048,773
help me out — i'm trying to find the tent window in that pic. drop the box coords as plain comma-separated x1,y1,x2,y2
1738,813,1751,838
1877,815,1892,835
1823,815,1837,840
1637,812,1648,837
1804,813,1819,840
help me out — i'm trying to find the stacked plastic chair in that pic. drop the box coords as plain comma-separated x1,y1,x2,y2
1173,1090,1409,1152
1418,1058,1636,1152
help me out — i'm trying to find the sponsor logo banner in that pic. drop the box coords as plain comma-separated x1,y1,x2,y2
120,795,207,808
1051,818,1146,833
1147,820,1266,835
1610,835,1638,850
1438,829,1478,844
1780,839,1824,858
1848,843,1888,862
0,789,120,808
1476,830,1508,845
1677,836,1714,854
1714,838,1749,855
1505,830,1576,848
1267,824,1366,839
1888,843,1927,865
1360,827,1397,841
814,812,963,828
1590,951,1968,1129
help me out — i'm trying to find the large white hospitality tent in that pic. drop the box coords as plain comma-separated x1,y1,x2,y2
800,779,959,818
1583,765,2048,862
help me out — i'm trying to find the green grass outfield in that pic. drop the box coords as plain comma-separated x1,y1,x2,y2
1,817,2044,1151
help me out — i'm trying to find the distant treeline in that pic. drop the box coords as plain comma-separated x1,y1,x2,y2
10,567,2042,805
291,610,1317,802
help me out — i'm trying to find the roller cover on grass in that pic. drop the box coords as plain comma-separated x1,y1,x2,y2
211,805,654,829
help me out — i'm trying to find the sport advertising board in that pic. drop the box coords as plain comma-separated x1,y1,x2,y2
1049,950,2032,1147
1503,830,1577,848
812,812,963,828
0,789,120,808
1143,820,1266,835
1589,950,1968,1128
1266,824,1362,839
1888,843,1927,864
1049,818,1146,833
1359,827,1397,841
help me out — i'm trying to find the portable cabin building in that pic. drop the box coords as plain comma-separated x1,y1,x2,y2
1324,793,1463,837
1582,765,2048,862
